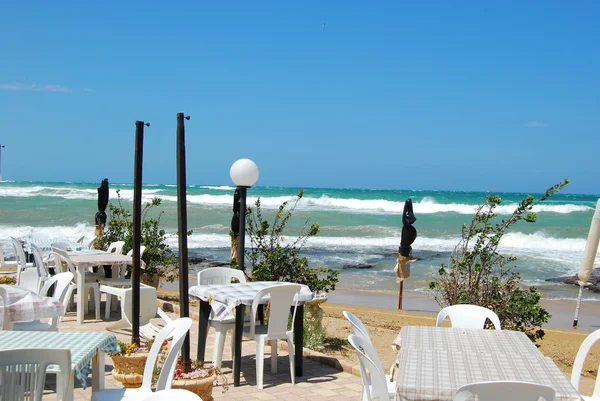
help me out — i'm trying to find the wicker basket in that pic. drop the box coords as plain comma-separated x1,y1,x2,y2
111,353,148,388
171,375,214,401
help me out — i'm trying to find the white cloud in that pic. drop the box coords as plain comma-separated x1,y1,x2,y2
524,121,546,127
0,83,70,93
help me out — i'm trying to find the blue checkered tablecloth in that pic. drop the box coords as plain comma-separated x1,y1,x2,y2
0,331,120,389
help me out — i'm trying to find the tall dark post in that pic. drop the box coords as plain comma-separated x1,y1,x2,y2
237,187,247,272
132,120,148,345
176,112,192,371
0,144,5,182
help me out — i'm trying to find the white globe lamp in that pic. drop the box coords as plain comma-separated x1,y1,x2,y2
230,158,259,274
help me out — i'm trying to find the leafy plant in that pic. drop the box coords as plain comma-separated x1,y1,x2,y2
0,276,16,285
429,179,570,343
99,189,185,284
243,189,339,294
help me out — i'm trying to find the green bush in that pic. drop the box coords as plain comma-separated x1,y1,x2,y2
99,189,186,284
429,179,569,343
243,189,339,294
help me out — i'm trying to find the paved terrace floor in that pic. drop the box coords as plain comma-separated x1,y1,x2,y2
41,306,363,401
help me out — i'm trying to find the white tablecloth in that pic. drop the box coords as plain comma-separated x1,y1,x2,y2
189,281,313,318
0,284,65,324
395,326,582,401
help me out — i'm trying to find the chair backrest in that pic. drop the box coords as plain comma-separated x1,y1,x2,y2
436,304,502,330
18,268,42,293
454,381,555,401
107,241,125,254
248,284,301,339
0,348,71,401
143,318,193,391
10,237,28,270
122,287,160,327
50,241,74,251
142,389,203,401
348,334,390,401
51,248,77,276
571,328,600,397
39,272,73,329
197,267,247,285
343,311,371,342
30,243,51,278
0,287,10,330
126,245,146,257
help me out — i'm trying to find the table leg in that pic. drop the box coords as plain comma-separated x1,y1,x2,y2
76,265,85,324
197,300,211,363
294,304,304,377
233,304,245,387
91,350,105,391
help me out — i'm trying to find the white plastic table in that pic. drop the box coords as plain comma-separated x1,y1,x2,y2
67,250,134,324
0,284,65,330
189,281,313,387
394,326,582,401
0,331,119,401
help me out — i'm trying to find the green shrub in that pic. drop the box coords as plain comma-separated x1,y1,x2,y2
243,189,339,294
429,179,569,343
99,189,187,284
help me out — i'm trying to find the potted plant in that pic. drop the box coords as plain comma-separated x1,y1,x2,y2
109,339,157,388
152,358,227,401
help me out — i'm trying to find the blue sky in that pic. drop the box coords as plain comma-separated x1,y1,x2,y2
0,1,598,194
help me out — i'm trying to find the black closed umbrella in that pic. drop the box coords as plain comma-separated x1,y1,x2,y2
396,199,417,309
230,188,241,263
94,178,109,247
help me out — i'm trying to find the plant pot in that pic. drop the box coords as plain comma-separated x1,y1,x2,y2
111,353,148,388
172,375,214,401
140,275,160,288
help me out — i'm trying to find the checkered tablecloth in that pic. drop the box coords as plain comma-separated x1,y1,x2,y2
0,284,65,323
25,237,86,252
395,326,582,401
392,326,539,354
0,331,119,389
189,281,313,318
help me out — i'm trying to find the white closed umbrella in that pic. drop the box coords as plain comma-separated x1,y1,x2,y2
573,199,600,327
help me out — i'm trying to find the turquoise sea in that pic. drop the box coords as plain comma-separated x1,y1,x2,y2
0,181,598,300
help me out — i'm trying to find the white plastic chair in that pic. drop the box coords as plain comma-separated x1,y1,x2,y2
91,317,193,401
13,272,73,331
0,348,71,401
571,328,600,400
436,304,502,330
0,287,10,330
100,245,147,317
0,243,18,270
242,283,301,390
343,311,396,397
102,285,173,340
142,389,203,401
52,247,100,319
454,381,556,401
30,243,52,291
348,334,392,401
197,267,247,369
11,237,34,283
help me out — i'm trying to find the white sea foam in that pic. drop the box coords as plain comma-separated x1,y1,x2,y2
0,185,161,202
199,185,236,191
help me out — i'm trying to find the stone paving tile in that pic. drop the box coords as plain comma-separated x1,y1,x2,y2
37,305,363,400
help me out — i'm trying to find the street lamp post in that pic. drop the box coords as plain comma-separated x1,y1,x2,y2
0,144,5,182
229,159,259,272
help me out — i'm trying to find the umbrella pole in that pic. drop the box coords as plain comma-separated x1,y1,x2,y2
573,284,584,328
176,112,192,371
131,120,148,346
398,281,403,310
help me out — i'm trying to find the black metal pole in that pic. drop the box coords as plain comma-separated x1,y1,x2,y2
0,144,5,181
237,186,247,272
176,112,192,371
132,120,148,345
